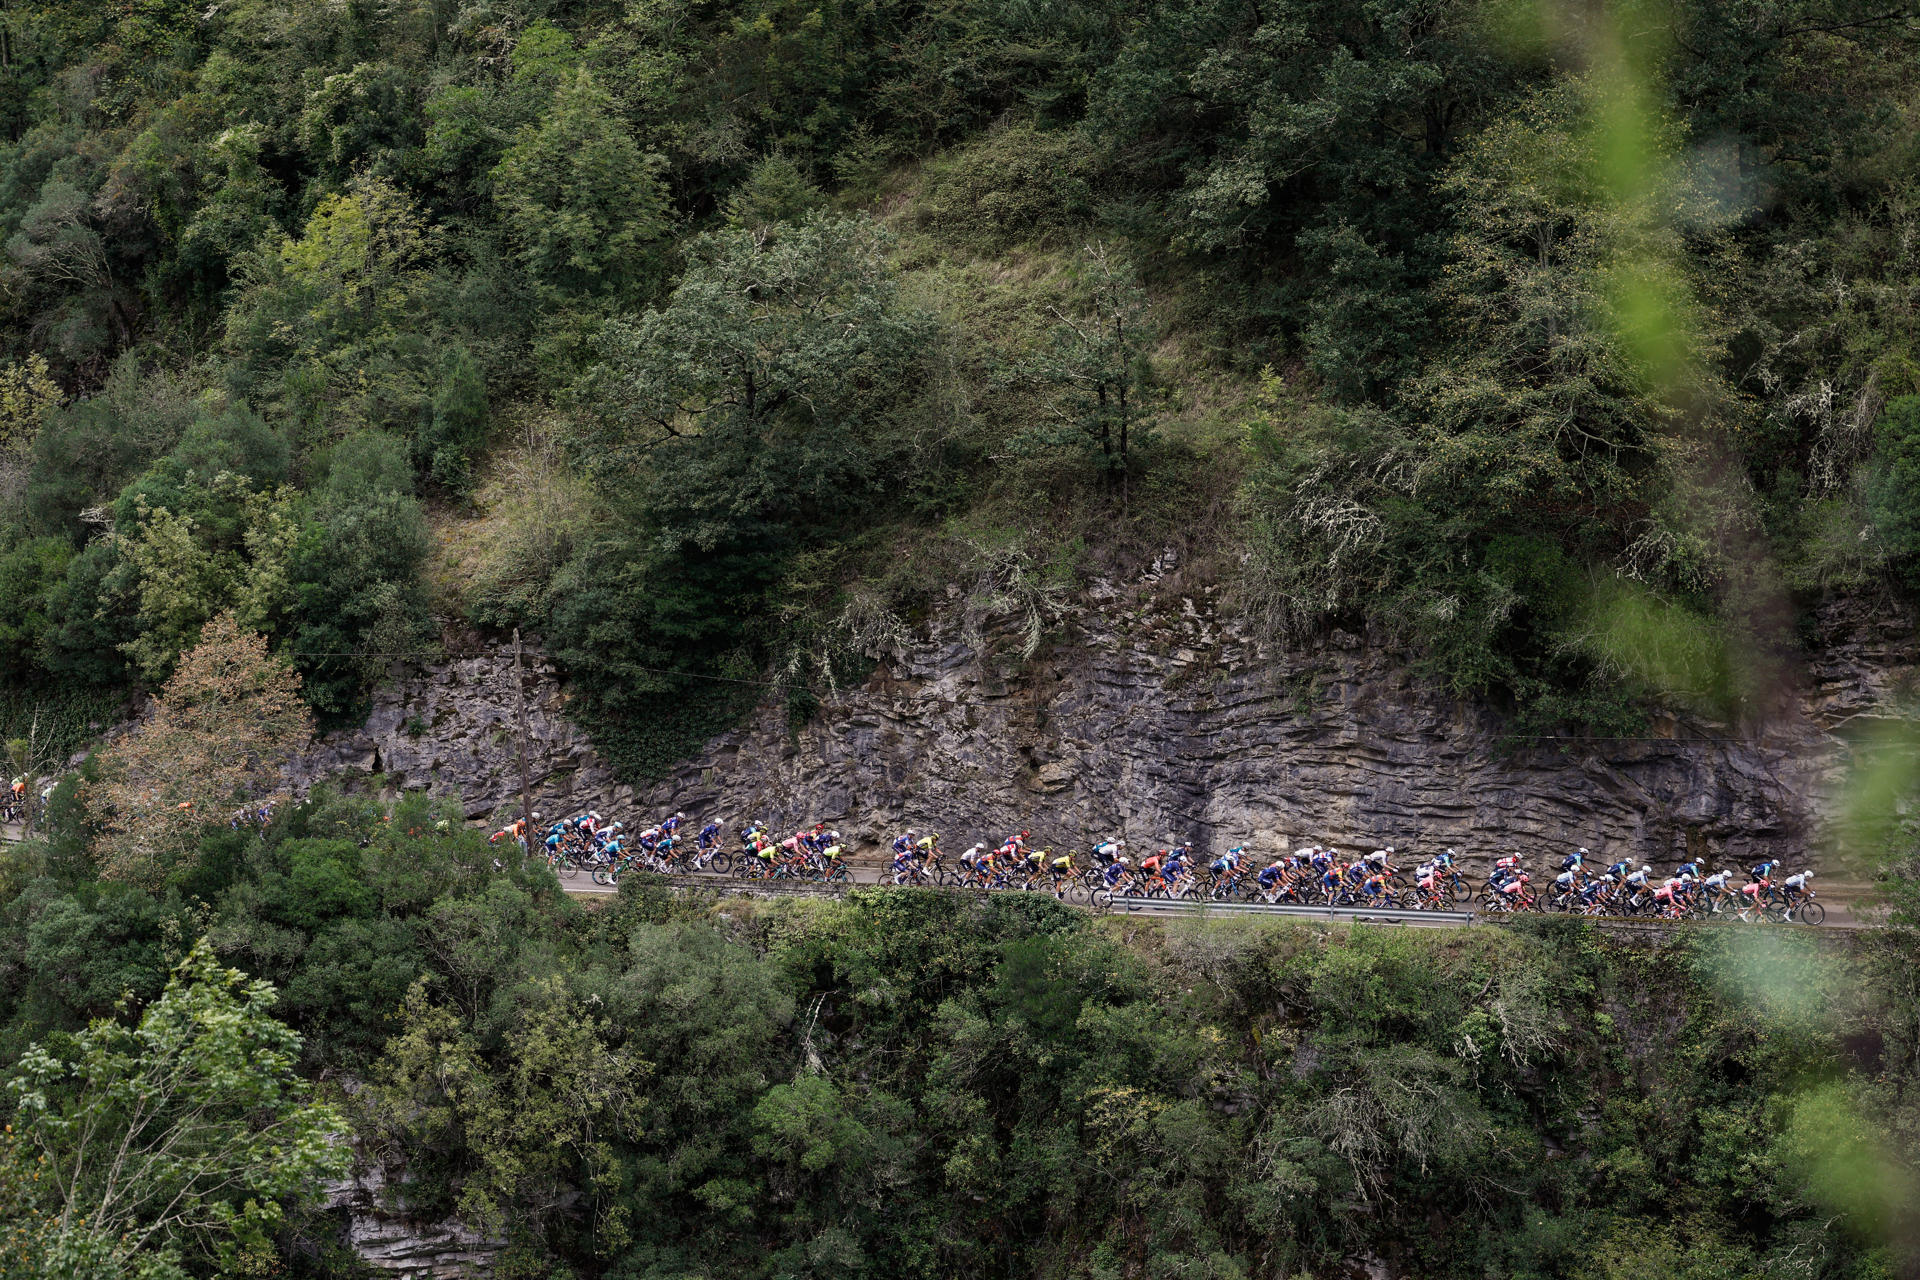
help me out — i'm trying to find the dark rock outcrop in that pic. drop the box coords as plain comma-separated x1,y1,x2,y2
294,560,1914,873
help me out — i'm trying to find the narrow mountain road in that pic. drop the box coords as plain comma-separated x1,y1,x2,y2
556,864,1877,929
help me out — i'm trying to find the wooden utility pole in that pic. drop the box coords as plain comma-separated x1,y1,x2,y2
513,628,533,855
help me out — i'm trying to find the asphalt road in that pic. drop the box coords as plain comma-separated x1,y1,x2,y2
555,862,1874,928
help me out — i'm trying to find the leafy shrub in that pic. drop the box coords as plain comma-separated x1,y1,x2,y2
917,124,1090,251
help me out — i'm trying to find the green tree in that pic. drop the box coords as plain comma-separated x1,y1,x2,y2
423,344,488,492
1017,242,1158,497
581,212,935,539
1868,396,1920,589
283,447,432,721
560,214,934,771
353,976,649,1251
725,152,826,234
223,175,437,445
0,535,70,680
492,69,670,301
2,940,348,1275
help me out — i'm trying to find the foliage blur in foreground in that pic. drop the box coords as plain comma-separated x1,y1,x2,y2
0,790,1916,1277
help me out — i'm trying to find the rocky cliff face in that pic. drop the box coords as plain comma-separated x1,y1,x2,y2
296,553,1916,872
288,648,637,824
321,1163,503,1280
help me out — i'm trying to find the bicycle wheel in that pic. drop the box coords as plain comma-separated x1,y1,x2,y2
591,868,615,886
1450,877,1471,902
1065,882,1090,906
1796,900,1826,925
1089,887,1113,911
706,851,731,874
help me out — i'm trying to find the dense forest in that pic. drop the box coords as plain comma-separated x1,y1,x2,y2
3,0,1920,1275
0,0,1916,764
1,787,1917,1279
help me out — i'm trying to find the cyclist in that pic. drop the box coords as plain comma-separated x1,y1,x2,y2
1092,838,1125,867
1674,857,1703,881
1318,859,1344,898
1698,866,1734,912
698,819,725,851
1210,846,1244,876
1364,847,1392,874
662,811,686,837
1257,855,1288,896
1604,854,1633,881
1491,870,1532,907
1559,847,1591,875
1653,872,1693,914
1165,844,1196,885
1102,849,1133,888
1551,866,1580,903
1780,868,1814,908
891,830,919,860
1139,848,1166,884
915,832,940,860
1048,849,1075,881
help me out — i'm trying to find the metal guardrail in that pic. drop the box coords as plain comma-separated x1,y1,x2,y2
572,873,1483,925
1110,897,1477,926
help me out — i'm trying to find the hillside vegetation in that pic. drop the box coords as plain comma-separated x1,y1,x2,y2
0,0,1916,774
3,4,1920,1276
1,791,1917,1279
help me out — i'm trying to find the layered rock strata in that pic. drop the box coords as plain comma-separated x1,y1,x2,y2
294,559,1915,871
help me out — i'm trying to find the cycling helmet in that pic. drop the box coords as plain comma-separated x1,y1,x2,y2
675,811,686,819
1640,864,1651,872
532,812,541,820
